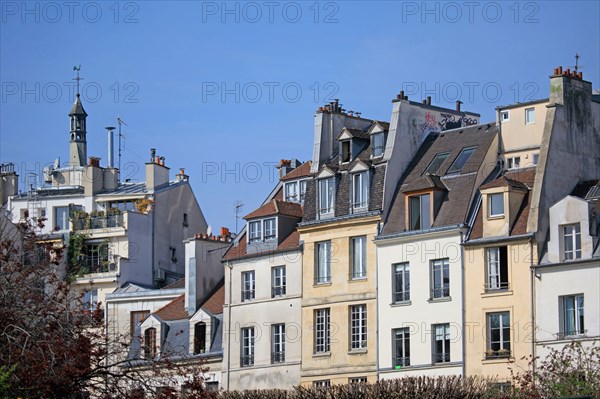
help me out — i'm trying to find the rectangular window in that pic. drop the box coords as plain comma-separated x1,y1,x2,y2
532,153,539,165
507,157,521,170
433,323,450,363
447,146,476,174
264,218,276,240
563,295,584,336
487,312,511,357
144,328,157,359
271,323,285,364
130,310,150,337
183,213,189,227
352,172,369,210
193,322,207,354
350,236,367,279
562,223,582,260
318,177,335,216
285,181,298,202
241,271,255,302
83,289,98,311
313,380,331,388
488,193,504,217
341,141,351,163
393,263,410,302
525,107,535,124
349,377,367,384
85,243,109,273
486,247,509,291
241,327,255,367
314,308,330,353
409,193,431,230
500,110,510,121
393,328,410,368
315,241,331,284
272,266,286,297
54,206,69,231
350,304,367,350
425,151,450,175
299,180,307,204
431,259,450,299
249,221,262,242
372,133,385,157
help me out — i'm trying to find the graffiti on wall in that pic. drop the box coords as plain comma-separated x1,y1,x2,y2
412,111,479,136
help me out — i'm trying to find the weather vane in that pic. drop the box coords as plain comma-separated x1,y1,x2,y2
73,65,83,96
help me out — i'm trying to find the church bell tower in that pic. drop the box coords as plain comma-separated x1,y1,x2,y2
69,66,88,167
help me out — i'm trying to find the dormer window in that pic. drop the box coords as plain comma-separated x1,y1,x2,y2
318,177,335,217
284,180,307,204
561,223,581,261
248,217,277,243
447,146,477,174
341,141,351,163
488,193,504,218
372,133,385,158
264,218,276,240
409,193,431,230
352,172,369,210
249,221,262,242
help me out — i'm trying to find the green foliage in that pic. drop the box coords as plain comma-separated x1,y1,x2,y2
66,232,87,282
0,365,15,399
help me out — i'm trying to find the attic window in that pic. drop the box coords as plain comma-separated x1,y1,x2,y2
144,327,157,359
488,193,504,217
409,193,431,230
500,110,510,121
194,322,207,354
447,146,477,174
425,152,450,175
372,133,385,158
341,141,351,163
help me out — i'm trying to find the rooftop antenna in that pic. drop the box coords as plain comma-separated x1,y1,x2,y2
568,52,584,73
72,65,83,96
234,200,244,234
116,116,127,176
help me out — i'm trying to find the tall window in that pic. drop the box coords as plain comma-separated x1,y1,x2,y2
486,247,509,291
372,133,385,157
393,328,410,367
264,218,276,240
241,327,255,367
350,236,366,279
350,304,367,350
315,241,331,284
249,221,261,242
285,181,298,202
272,266,286,297
318,177,335,216
241,271,255,302
562,223,581,261
299,180,307,204
563,295,584,336
83,289,98,311
431,259,450,299
54,206,69,231
314,308,330,353
525,107,535,124
433,323,450,363
144,328,157,359
194,322,206,354
393,263,410,302
409,193,431,230
85,243,109,273
488,193,504,217
425,151,450,175
352,172,369,210
271,323,285,364
130,310,150,337
487,312,511,357
447,146,476,173
341,141,351,163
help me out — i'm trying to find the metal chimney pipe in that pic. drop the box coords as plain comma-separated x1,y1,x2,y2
105,127,116,168
150,148,156,163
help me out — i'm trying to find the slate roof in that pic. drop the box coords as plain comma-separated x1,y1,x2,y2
382,123,498,235
336,128,370,140
222,230,301,261
243,199,303,220
571,180,600,200
69,94,88,116
281,161,312,181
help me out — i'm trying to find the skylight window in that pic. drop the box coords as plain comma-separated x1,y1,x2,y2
424,152,450,175
447,146,477,174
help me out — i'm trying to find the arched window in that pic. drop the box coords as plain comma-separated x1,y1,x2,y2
194,322,206,354
144,327,157,359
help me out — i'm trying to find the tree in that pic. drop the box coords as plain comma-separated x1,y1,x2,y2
0,213,215,398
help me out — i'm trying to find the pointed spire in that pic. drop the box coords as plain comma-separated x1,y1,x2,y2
69,93,87,116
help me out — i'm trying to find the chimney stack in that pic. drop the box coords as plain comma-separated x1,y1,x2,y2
456,100,462,112
146,148,169,190
106,127,116,168
427,96,432,105
150,148,156,163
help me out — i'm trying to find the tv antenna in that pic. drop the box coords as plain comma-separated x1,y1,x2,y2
234,201,244,235
569,52,585,73
116,116,128,174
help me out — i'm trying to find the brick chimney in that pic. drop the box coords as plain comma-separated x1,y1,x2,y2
145,149,170,191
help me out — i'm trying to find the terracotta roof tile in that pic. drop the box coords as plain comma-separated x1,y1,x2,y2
281,162,312,181
222,230,300,261
153,295,188,321
244,200,303,220
199,281,225,315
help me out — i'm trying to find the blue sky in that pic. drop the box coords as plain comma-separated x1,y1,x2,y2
1,0,599,231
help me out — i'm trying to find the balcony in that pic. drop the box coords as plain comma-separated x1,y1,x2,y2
240,355,254,367
430,286,450,300
271,286,286,298
432,353,450,363
393,357,410,369
72,213,124,231
484,282,510,293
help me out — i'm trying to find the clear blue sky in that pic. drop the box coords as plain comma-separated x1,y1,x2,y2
1,0,599,232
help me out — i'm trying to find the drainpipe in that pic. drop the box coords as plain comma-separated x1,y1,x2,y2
226,261,233,390
529,238,536,382
460,229,467,379
375,223,380,382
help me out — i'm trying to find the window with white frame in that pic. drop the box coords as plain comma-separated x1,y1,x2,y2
486,247,509,291
352,172,369,210
144,327,157,359
241,327,254,367
562,223,581,261
83,289,98,311
350,236,366,279
431,259,450,299
249,221,261,242
525,107,535,124
299,180,307,204
241,271,255,302
372,133,385,157
285,181,298,202
271,323,285,364
487,312,511,357
271,266,286,297
350,304,367,350
393,263,410,302
500,110,510,121
315,241,331,284
393,327,410,367
313,380,331,388
318,177,335,216
507,156,521,170
562,294,584,336
409,193,431,230
433,323,450,363
349,377,367,384
314,308,330,353
264,218,276,240
488,193,504,217
54,206,69,231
